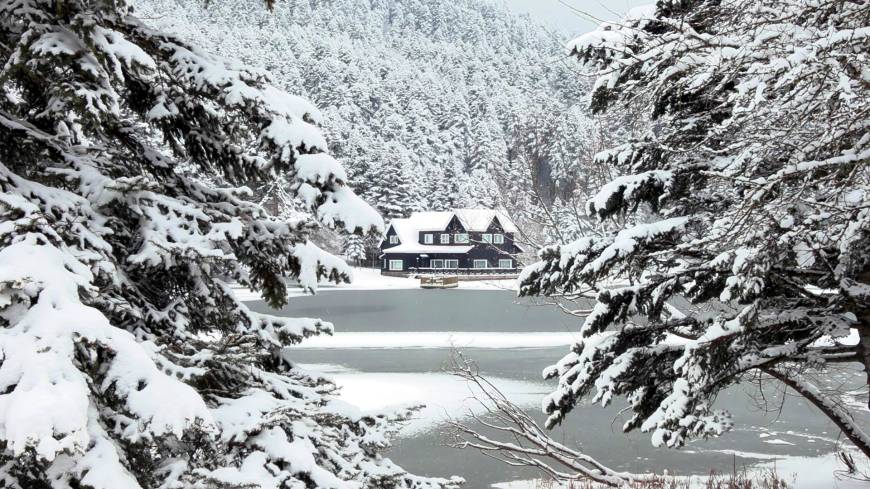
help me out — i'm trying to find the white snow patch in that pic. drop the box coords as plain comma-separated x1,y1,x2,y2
492,451,868,489
813,328,859,347
302,364,546,436
763,438,796,446
293,332,577,349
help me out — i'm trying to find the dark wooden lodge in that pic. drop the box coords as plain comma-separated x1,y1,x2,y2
379,209,522,276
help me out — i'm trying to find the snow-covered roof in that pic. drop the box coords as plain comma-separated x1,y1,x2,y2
381,208,518,254
390,218,419,245
410,211,455,231
383,244,473,254
382,217,473,254
453,208,518,233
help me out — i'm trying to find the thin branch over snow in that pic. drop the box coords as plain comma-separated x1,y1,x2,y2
446,354,659,487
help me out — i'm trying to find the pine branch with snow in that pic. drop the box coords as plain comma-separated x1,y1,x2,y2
521,0,870,458
0,1,459,487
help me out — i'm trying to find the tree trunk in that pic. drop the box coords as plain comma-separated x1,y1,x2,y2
859,324,870,411
763,366,870,460
858,263,870,411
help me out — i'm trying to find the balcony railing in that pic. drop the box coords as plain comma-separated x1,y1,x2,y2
410,267,517,275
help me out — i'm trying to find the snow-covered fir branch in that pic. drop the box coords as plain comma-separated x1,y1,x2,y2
521,0,870,459
0,0,461,486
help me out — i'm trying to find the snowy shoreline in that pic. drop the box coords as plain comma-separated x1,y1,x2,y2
232,267,518,301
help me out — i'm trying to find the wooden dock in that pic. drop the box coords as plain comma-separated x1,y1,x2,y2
420,275,459,289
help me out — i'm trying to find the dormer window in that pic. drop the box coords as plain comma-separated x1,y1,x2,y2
493,234,504,244
389,235,398,244
440,233,450,244
424,234,433,244
455,233,469,243
482,233,493,244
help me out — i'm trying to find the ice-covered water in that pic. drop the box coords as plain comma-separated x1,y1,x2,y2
246,289,868,489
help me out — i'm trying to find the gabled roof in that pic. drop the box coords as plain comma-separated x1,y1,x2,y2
453,208,518,233
382,217,473,254
380,208,518,254
408,211,455,231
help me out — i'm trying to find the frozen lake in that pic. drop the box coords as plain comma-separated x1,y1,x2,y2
245,289,867,488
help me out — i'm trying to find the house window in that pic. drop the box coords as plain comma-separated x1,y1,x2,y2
473,259,488,269
455,233,469,243
445,259,459,269
388,260,403,271
498,259,512,269
431,259,444,269
383,259,386,268
440,233,450,244
424,234,433,244
482,234,493,244
493,234,504,244
389,235,398,244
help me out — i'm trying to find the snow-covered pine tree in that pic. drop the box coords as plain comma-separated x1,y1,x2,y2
369,145,415,218
425,162,462,212
520,0,870,458
0,0,460,487
344,234,367,266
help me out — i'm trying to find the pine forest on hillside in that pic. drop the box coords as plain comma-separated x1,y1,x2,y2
1,0,868,488
135,0,639,250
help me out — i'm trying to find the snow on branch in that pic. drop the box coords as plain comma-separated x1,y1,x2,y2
586,170,674,220
516,0,870,458
0,242,214,461
0,0,446,485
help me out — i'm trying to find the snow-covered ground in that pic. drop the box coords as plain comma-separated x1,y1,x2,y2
491,449,870,489
232,267,517,301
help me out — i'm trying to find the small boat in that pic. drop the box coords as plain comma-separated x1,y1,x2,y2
420,275,459,289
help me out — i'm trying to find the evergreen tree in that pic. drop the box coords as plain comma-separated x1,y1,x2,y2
344,234,368,266
369,145,415,218
0,0,460,486
521,0,870,458
425,162,463,211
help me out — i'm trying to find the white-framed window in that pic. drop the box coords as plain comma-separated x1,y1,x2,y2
388,260,403,271
389,235,399,244
440,233,450,244
454,233,469,243
431,259,444,269
493,234,504,244
445,259,459,269
498,259,512,269
424,234,433,244
482,234,493,244
473,259,488,269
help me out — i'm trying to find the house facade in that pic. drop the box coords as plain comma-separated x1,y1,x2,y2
379,209,522,275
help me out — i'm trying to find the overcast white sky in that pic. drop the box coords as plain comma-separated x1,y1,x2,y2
500,0,650,37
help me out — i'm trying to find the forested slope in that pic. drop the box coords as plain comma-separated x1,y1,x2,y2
134,0,600,235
